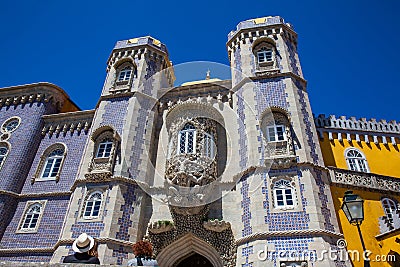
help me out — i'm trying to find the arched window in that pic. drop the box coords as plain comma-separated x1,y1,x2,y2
273,180,295,208
21,203,42,230
257,47,273,63
96,138,113,158
178,124,196,154
83,191,103,219
2,117,20,133
203,132,215,158
0,144,9,169
118,66,132,82
41,148,64,179
382,198,398,225
345,149,369,173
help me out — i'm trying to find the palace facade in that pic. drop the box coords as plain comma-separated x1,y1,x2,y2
0,16,398,267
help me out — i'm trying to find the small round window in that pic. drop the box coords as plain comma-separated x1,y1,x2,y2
2,117,21,133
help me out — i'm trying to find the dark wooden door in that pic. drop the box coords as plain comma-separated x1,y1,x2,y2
176,253,213,267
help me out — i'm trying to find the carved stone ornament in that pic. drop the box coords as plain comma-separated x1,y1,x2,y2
148,221,174,234
203,219,231,232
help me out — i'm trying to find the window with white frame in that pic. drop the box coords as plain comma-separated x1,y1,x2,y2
203,132,215,158
345,149,369,173
178,124,196,154
0,144,9,169
41,148,64,179
83,191,103,219
381,198,398,225
2,117,20,133
257,47,273,63
273,180,295,208
267,125,286,142
96,138,113,158
118,67,132,82
20,203,42,230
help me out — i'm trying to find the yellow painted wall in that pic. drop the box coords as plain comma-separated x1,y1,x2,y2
331,186,400,267
320,132,400,178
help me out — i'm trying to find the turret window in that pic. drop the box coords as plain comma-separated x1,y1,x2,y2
96,138,113,158
257,47,273,63
273,180,295,208
267,125,286,142
178,124,196,154
345,149,369,173
83,191,103,219
118,67,132,82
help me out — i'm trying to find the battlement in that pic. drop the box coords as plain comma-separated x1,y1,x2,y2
315,114,400,134
113,36,168,54
227,16,292,41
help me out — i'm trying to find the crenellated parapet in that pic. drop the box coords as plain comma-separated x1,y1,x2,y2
315,114,400,145
0,82,79,112
41,110,94,137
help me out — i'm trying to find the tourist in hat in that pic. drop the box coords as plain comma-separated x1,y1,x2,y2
63,233,100,264
127,240,158,266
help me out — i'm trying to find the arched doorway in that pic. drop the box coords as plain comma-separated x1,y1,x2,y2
156,233,223,267
176,253,213,267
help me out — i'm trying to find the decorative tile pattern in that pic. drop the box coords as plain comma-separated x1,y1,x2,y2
240,174,252,237
286,40,299,76
296,81,319,164
21,130,89,194
0,253,52,262
129,98,152,178
262,170,310,231
101,97,129,133
0,196,70,249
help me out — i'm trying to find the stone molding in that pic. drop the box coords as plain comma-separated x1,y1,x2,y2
235,229,343,246
0,237,134,255
0,82,75,111
329,167,400,194
315,114,400,144
0,190,71,198
41,110,94,137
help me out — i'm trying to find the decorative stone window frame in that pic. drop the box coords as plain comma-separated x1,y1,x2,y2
252,37,278,71
79,187,107,222
16,200,47,234
89,126,120,173
269,175,302,213
32,143,67,184
0,141,10,170
261,108,295,158
344,147,369,173
113,60,137,87
1,116,21,134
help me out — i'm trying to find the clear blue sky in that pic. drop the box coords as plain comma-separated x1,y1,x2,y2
1,0,399,121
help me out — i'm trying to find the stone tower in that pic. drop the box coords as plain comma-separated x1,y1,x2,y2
224,16,345,266
52,36,174,265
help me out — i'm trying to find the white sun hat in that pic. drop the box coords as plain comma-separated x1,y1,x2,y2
72,233,95,253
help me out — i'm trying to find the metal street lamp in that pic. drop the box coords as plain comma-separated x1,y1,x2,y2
341,191,370,267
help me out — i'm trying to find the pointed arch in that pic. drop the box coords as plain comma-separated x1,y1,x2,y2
156,233,223,267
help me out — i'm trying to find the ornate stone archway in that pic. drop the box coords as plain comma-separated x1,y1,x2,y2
156,233,223,267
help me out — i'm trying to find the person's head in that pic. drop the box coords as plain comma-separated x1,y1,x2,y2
72,233,95,254
132,240,153,257
88,238,99,257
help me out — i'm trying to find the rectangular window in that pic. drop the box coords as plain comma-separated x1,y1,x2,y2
257,50,273,63
267,125,286,142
